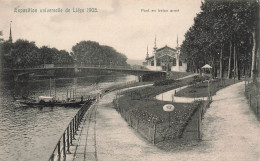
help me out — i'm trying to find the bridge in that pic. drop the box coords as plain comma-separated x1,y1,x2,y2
2,65,166,81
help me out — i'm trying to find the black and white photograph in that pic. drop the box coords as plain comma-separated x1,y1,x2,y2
0,0,259,161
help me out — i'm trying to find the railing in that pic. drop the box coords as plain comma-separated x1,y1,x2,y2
48,100,93,161
245,78,260,121
56,64,149,70
3,64,151,71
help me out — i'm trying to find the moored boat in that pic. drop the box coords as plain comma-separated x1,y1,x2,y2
18,96,89,107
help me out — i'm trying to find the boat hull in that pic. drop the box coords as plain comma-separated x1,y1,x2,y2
20,100,88,107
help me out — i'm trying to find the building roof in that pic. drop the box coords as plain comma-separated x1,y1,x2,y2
202,64,212,69
145,55,154,60
145,45,187,62
156,45,177,52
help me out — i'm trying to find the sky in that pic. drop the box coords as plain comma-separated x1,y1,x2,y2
0,0,202,60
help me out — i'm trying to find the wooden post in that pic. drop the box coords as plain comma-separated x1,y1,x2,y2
153,124,156,145
63,133,66,157
256,99,259,120
129,115,132,127
198,107,201,140
50,154,54,161
75,88,77,101
72,118,75,137
74,116,78,134
57,140,61,157
245,80,246,92
197,120,201,140
137,118,139,130
54,79,56,99
148,126,151,140
207,80,210,100
250,94,251,107
49,78,52,97
70,122,73,144
77,113,80,130
67,127,70,153
72,89,74,100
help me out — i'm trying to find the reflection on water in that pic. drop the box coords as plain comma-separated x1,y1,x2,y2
0,74,136,161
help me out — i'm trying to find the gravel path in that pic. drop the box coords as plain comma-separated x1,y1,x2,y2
94,81,260,161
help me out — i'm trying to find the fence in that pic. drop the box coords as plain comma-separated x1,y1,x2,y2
245,78,259,121
113,97,211,144
48,100,93,161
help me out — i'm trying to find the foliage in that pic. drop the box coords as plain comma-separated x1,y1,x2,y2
181,0,259,79
1,39,128,69
72,40,128,66
1,39,75,68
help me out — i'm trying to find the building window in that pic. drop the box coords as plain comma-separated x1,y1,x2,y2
172,58,176,66
151,61,154,66
179,60,182,66
156,59,160,66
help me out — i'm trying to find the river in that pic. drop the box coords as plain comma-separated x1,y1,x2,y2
0,73,136,161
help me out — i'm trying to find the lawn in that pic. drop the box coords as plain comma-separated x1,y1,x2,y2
116,96,198,125
167,71,194,80
114,95,202,142
120,76,194,99
175,78,241,98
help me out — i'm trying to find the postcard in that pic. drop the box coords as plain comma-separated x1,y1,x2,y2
0,0,259,161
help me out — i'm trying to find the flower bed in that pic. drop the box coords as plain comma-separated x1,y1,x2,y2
114,92,204,144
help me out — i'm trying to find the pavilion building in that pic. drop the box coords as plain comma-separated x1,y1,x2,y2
143,36,187,72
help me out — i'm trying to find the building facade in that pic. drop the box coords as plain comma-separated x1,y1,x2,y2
143,37,187,72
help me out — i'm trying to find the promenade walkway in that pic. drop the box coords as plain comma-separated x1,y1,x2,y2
68,81,260,161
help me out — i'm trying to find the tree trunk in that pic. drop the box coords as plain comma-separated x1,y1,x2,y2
211,57,215,78
251,31,256,79
220,45,223,78
237,46,240,80
227,40,232,79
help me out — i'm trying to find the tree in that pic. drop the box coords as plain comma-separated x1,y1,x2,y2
181,0,259,79
11,39,40,68
72,40,128,66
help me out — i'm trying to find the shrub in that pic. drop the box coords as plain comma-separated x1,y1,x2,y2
154,79,179,86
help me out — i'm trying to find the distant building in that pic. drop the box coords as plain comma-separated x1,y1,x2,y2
1,21,13,69
143,36,187,72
